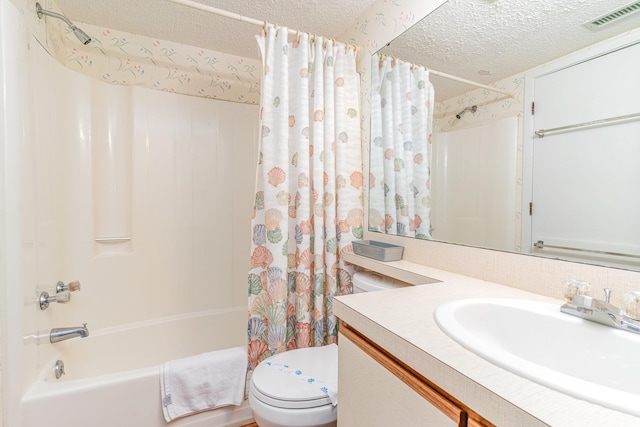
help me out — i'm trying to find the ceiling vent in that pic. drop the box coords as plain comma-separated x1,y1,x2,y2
583,1,640,30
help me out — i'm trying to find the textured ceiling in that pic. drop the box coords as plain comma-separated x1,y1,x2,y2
380,0,640,100
55,0,640,101
55,0,378,59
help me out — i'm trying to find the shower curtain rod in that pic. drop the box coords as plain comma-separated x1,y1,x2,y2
379,53,516,98
164,0,359,51
429,69,516,99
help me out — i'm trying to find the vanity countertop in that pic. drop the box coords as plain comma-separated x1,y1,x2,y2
334,260,640,426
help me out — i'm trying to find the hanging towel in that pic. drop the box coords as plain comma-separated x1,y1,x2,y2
160,346,247,423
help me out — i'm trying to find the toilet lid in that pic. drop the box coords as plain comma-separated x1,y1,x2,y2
251,344,338,409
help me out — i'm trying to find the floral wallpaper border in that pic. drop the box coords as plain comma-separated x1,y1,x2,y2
33,0,260,104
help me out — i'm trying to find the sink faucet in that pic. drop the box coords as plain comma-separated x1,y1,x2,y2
50,323,89,343
561,289,640,334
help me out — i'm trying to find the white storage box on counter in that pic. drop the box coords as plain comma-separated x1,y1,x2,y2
352,240,404,262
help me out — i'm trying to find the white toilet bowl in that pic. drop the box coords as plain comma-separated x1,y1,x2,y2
249,272,408,426
249,345,338,427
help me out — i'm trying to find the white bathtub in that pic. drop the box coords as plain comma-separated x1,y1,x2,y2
21,307,253,427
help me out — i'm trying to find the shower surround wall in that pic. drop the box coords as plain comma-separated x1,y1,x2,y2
0,0,258,425
30,45,258,330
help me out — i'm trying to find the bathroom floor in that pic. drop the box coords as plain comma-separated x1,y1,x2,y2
241,423,258,427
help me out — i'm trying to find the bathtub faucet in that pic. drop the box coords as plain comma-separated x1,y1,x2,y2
50,323,89,343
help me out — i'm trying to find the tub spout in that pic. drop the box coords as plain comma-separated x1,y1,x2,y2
50,323,89,343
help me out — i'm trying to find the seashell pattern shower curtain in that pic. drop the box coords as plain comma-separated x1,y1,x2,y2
247,26,363,372
369,53,434,239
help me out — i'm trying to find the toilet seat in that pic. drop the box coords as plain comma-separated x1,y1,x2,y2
251,344,338,409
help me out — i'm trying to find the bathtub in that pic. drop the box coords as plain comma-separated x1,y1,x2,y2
21,307,253,427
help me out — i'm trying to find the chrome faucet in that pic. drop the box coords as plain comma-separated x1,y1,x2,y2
50,323,89,343
561,289,640,334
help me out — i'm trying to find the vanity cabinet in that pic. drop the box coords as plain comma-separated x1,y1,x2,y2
338,323,493,427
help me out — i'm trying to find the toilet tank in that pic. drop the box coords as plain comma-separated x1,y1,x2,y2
352,271,410,293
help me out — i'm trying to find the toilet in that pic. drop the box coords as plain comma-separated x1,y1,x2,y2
248,271,408,427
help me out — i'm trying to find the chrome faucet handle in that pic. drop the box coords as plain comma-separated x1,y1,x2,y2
603,288,612,303
39,290,71,310
56,280,81,293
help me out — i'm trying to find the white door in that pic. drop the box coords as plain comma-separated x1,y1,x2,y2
529,40,640,268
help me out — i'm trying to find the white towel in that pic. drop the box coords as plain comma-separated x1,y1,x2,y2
160,346,247,423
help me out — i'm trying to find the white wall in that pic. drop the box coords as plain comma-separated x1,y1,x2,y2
1,4,258,424
31,31,258,350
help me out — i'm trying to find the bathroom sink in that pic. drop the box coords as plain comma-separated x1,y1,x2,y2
434,298,640,416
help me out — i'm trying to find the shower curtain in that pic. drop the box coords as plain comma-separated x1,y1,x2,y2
369,53,434,239
247,27,362,370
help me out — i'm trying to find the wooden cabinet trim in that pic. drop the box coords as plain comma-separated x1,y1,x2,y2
340,321,494,427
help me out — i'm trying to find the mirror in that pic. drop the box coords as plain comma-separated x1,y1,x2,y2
370,0,640,270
